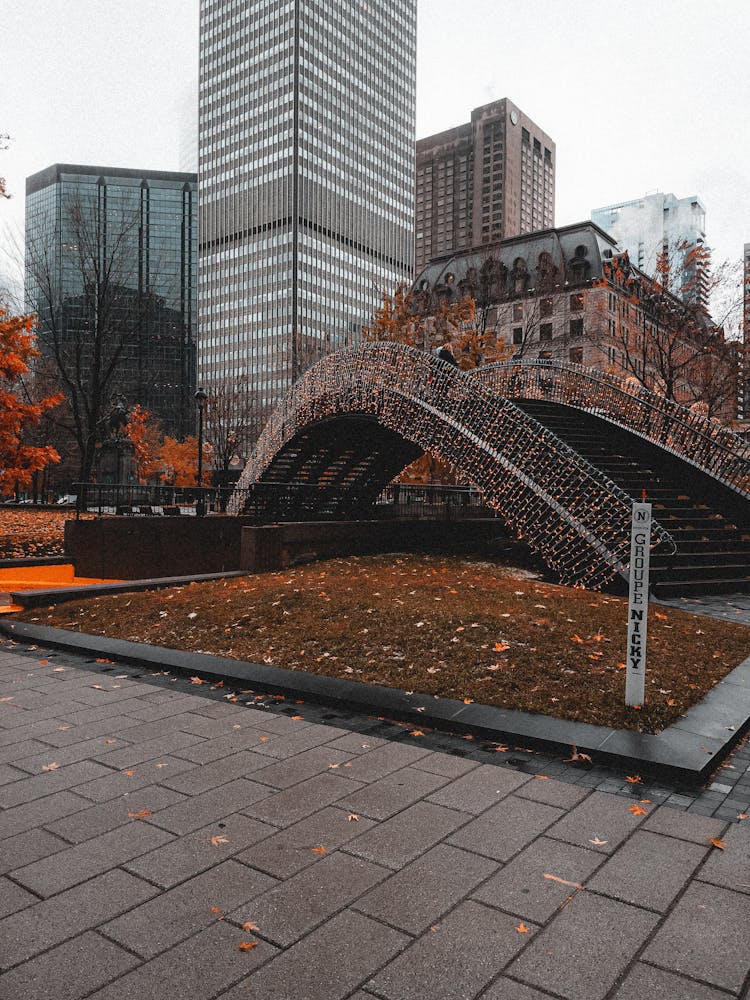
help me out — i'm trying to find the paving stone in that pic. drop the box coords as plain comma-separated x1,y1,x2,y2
545,789,649,854
71,755,196,802
216,908,407,1000
369,899,536,1000
345,800,471,869
354,843,498,934
124,813,276,888
509,890,658,1000
0,716,68,746
448,794,564,862
586,830,707,911
15,735,135,775
642,804,728,843
249,746,353,790
102,860,276,959
0,762,26,785
171,728,278,764
322,732,388,755
0,758,112,809
513,775,591,810
39,716,143,747
0,788,91,840
0,930,140,1000
158,750,271,794
244,772,362,827
337,765,449,820
642,881,750,993
480,980,560,1000
44,784,187,844
473,836,602,924
172,711,267,738
148,778,271,835
410,749,480,778
10,817,174,897
0,826,69,875
85,920,276,1000
336,741,433,782
425,762,530,814
93,730,205,769
611,962,735,1000
249,724,352,760
0,868,159,970
0,738,56,765
237,806,377,878
233,850,389,947
0,877,37,919
0,699,88,728
695,818,750,894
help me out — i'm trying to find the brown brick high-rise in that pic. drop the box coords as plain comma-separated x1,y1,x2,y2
415,99,555,272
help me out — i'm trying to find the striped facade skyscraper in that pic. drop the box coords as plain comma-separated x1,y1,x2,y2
199,0,417,438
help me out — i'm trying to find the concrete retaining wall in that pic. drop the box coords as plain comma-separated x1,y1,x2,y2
65,516,512,579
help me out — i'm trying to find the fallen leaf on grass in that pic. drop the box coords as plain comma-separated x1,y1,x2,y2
128,809,154,819
494,642,510,653
238,941,258,951
710,837,726,850
629,804,648,817
569,635,584,643
210,835,229,847
543,873,584,889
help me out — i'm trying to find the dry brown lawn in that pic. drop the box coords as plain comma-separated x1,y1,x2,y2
20,553,750,733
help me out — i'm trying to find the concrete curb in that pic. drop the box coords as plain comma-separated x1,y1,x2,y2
8,570,249,607
2,618,748,785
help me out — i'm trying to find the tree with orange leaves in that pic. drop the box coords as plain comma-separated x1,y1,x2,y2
124,404,163,483
0,309,63,491
157,435,211,487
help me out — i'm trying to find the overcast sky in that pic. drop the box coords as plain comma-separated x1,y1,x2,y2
2,0,748,299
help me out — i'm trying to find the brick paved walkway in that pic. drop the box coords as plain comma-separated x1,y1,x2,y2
1,644,749,999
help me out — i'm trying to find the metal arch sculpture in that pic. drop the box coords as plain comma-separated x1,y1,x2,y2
473,359,750,498
231,342,674,590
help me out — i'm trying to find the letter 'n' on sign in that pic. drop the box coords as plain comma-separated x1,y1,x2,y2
625,502,651,707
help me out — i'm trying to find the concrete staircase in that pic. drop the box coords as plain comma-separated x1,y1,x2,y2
516,399,750,598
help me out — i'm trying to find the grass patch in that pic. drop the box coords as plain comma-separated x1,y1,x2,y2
19,553,750,733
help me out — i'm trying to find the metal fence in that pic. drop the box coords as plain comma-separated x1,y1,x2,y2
73,482,490,522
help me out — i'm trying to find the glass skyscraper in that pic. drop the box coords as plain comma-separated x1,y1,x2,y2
25,164,197,438
199,0,416,439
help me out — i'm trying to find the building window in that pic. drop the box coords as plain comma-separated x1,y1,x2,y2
513,302,523,321
539,323,553,341
512,327,523,344
540,297,553,317
570,293,584,312
569,346,583,364
569,318,583,338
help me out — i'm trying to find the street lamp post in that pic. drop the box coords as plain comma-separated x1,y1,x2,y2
195,387,208,517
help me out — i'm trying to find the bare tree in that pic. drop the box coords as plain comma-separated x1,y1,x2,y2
25,191,188,481
203,376,258,477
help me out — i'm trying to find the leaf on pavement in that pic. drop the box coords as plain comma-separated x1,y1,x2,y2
629,804,648,817
347,814,360,822
710,837,726,850
210,835,229,847
311,845,326,855
515,922,530,934
239,940,258,951
41,762,60,771
128,809,154,820
625,775,642,784
543,873,584,889
589,837,608,846
190,676,205,685
243,921,259,932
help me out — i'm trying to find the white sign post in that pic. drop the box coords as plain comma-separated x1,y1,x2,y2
625,502,651,707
